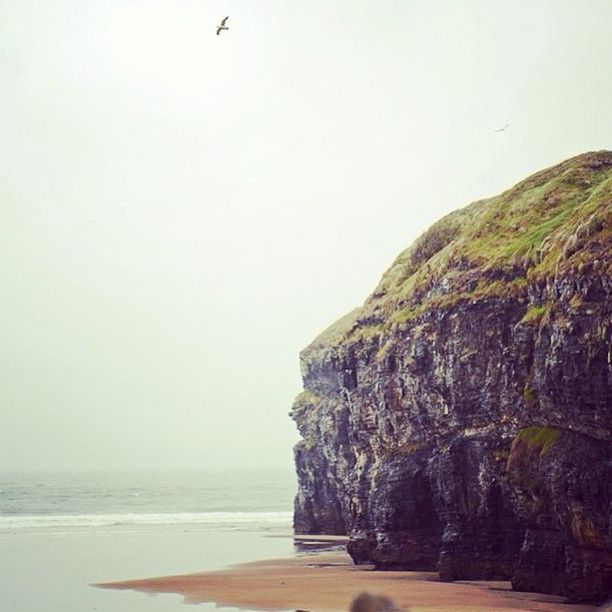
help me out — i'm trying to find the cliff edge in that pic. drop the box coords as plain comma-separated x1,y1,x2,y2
291,151,612,603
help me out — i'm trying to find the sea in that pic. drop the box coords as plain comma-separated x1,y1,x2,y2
0,469,299,611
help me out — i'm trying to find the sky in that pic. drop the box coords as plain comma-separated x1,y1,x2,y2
1,0,611,471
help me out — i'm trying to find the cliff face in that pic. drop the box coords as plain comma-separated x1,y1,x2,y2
291,151,612,603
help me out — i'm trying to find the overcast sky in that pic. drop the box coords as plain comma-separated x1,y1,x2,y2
1,0,611,471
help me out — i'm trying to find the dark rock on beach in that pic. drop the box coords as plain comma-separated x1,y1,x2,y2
291,151,612,603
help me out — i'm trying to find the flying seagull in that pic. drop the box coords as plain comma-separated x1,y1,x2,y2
216,16,229,35
494,123,510,132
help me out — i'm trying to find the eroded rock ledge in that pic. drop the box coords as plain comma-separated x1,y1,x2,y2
291,151,612,603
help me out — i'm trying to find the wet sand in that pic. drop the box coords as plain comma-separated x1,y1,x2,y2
97,543,596,612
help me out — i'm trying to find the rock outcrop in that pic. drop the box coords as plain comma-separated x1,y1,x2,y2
291,151,612,603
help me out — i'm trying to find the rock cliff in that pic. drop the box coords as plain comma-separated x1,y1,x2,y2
291,151,612,603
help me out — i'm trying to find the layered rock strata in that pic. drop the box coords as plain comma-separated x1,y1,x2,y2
291,151,612,602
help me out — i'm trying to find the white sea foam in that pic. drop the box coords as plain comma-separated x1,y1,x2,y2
0,511,293,531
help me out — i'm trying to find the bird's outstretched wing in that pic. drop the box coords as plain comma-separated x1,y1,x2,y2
216,27,222,35
221,16,229,26
494,123,510,132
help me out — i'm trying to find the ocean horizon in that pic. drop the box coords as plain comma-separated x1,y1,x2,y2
1,468,299,611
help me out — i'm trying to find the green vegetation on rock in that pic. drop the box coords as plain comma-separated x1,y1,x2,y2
302,151,612,357
521,304,548,324
292,389,322,410
515,426,563,457
507,427,564,493
522,383,535,405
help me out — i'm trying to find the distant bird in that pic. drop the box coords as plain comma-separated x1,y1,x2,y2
494,123,510,132
216,16,229,35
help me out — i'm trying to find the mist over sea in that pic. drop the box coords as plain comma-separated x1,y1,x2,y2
0,468,297,611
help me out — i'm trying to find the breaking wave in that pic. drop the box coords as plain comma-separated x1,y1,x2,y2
0,511,293,532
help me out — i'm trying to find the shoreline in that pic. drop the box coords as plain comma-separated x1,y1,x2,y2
96,538,597,612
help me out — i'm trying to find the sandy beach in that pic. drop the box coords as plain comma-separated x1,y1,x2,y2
98,538,597,612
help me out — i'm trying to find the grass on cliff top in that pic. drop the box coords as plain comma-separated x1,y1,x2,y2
302,151,612,356
303,308,361,357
